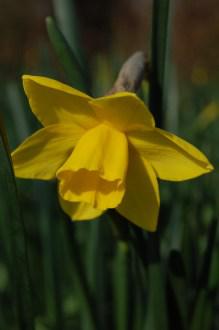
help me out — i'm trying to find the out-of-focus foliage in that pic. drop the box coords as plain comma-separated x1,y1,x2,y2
0,0,218,329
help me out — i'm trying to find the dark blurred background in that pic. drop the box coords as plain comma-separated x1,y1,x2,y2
1,0,219,82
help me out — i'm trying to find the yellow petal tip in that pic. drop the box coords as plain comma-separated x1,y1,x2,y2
207,163,214,171
22,74,33,82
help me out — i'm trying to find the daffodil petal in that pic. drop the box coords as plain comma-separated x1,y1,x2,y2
90,92,155,132
23,75,98,128
59,170,125,210
117,145,160,231
128,128,213,181
57,123,128,210
12,124,84,179
59,198,103,220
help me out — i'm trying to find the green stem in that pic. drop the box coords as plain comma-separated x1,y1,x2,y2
149,0,170,127
144,1,171,329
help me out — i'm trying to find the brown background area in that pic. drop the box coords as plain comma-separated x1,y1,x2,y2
0,0,218,80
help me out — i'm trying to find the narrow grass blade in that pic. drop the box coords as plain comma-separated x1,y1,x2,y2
0,118,34,330
197,218,217,290
83,221,112,330
190,218,217,330
144,234,168,330
64,218,100,330
82,222,100,330
131,251,146,330
112,241,129,330
46,16,90,92
162,197,188,330
39,188,66,329
52,0,83,60
6,80,31,141
190,290,212,330
208,245,219,292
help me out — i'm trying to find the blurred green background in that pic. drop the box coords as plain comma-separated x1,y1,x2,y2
0,0,219,329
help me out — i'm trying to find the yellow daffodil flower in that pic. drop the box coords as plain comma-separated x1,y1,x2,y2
12,75,213,231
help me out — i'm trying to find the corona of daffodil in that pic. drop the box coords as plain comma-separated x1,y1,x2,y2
12,75,213,231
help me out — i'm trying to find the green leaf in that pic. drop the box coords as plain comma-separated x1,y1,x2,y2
189,218,217,330
144,234,168,330
190,290,213,330
63,218,100,330
46,16,90,93
197,218,217,290
52,0,83,60
38,188,66,329
112,241,129,330
83,221,110,330
0,118,34,330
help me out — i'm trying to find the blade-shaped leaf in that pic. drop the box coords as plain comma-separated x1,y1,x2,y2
0,118,34,330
